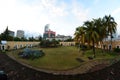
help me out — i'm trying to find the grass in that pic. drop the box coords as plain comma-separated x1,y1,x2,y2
7,47,82,70
7,46,119,71
84,49,118,59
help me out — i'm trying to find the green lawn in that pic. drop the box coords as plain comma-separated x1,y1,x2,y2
7,46,119,71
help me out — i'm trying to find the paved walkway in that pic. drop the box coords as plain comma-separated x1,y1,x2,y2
0,53,120,80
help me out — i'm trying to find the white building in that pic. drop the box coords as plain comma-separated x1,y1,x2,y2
44,24,49,32
46,34,72,41
16,30,24,38
55,35,71,41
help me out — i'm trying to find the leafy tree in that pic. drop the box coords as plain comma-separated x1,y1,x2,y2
51,39,59,47
1,27,14,41
64,38,74,42
14,37,21,41
40,39,59,48
29,36,35,41
21,37,28,41
38,36,42,41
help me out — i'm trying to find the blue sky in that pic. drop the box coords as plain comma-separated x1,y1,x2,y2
0,0,120,37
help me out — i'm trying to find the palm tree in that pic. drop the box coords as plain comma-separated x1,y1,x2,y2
93,18,107,50
74,26,86,52
103,15,117,50
84,20,99,58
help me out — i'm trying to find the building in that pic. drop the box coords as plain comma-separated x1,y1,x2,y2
43,24,56,39
55,34,72,41
0,41,40,50
43,24,72,41
16,30,24,38
44,24,49,32
105,33,117,41
44,30,56,38
8,30,15,37
46,34,72,41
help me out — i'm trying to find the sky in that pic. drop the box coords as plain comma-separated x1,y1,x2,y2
0,0,120,37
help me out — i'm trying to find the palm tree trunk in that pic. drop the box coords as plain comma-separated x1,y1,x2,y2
101,41,105,53
78,40,81,53
93,40,96,58
100,41,103,53
110,34,112,51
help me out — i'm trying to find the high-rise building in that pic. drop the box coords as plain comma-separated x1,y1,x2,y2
8,30,15,37
44,24,49,32
43,24,56,39
43,30,56,38
16,30,24,38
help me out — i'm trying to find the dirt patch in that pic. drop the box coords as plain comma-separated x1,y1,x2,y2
88,63,109,72
76,58,85,62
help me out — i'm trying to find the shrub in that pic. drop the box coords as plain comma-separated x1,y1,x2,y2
18,48,45,59
113,48,120,53
40,40,59,48
81,45,87,50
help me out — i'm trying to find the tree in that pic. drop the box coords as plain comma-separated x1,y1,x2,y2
40,39,59,48
21,37,28,41
38,36,42,41
74,26,86,52
84,20,99,58
29,36,35,41
74,14,117,57
93,18,107,49
1,26,14,41
1,27,9,40
14,37,21,41
103,15,117,50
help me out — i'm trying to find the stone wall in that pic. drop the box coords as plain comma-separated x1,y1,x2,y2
0,41,40,50
102,40,120,50
2,40,120,50
60,42,75,46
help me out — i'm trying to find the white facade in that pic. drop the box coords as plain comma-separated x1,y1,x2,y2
46,35,72,41
16,30,24,38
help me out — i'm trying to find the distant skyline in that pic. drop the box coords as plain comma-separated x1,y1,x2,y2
0,0,120,37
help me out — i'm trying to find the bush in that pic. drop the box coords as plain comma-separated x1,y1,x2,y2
18,48,45,59
81,45,87,50
40,40,59,48
113,48,120,53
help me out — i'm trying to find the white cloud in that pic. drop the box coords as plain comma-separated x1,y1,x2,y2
111,8,120,35
72,7,89,21
93,0,100,4
0,0,90,37
40,0,68,17
112,8,120,16
71,0,89,22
